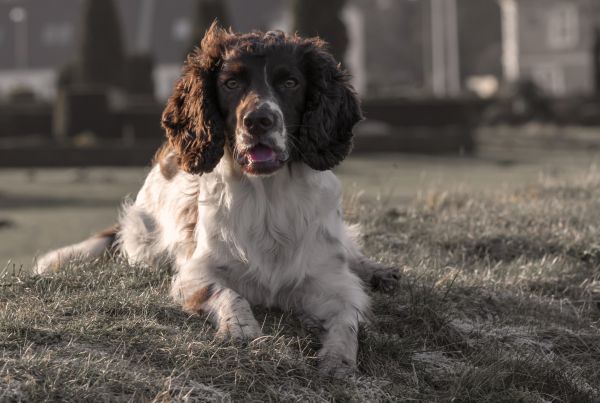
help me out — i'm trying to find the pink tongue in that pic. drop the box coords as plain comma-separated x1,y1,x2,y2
248,145,276,163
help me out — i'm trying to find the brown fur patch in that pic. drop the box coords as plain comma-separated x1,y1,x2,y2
153,143,179,181
183,284,215,313
94,224,120,254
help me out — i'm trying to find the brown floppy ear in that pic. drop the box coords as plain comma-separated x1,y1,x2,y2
161,24,228,174
297,39,363,171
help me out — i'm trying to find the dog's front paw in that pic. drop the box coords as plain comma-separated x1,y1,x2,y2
215,319,262,343
318,349,357,379
370,267,400,293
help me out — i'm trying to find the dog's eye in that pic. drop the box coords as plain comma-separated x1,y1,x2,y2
283,78,298,89
224,79,239,89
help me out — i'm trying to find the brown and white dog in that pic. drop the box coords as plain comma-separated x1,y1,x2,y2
35,25,399,376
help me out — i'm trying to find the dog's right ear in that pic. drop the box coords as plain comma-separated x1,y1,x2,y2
161,23,230,174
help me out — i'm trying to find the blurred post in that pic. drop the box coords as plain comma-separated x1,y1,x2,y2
342,2,366,94
445,0,460,95
499,0,520,82
430,0,460,96
9,6,28,69
431,0,445,95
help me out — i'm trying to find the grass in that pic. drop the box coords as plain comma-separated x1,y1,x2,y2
3,148,600,267
2,168,600,402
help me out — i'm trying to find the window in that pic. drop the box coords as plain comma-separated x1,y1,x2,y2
41,23,73,47
547,4,579,49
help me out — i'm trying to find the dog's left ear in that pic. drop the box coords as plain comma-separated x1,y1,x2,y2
298,39,364,171
161,23,228,174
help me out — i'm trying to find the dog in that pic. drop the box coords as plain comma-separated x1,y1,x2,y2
35,24,399,376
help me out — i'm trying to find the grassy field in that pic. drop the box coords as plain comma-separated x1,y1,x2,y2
1,150,600,401
2,148,600,268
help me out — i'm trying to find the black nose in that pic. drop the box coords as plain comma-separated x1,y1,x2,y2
243,110,275,135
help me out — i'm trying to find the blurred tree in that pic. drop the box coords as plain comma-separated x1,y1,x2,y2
594,27,600,99
188,0,231,54
77,0,125,87
292,0,348,64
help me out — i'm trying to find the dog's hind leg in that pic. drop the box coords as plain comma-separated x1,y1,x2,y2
34,225,119,274
342,224,400,293
349,253,400,293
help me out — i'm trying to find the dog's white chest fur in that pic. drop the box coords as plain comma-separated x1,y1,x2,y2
196,161,347,296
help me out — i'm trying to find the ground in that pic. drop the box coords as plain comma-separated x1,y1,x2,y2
1,147,600,401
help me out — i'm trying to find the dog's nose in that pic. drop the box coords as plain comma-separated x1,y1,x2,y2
243,110,275,135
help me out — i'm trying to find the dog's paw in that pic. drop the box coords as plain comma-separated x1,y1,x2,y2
318,351,357,379
370,267,400,293
215,320,262,343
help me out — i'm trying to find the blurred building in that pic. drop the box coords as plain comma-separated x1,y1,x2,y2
500,0,600,96
0,0,287,100
0,0,506,100
355,0,502,98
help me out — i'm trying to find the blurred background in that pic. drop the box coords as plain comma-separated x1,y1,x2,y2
2,0,600,268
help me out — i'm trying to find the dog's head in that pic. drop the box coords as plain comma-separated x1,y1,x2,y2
161,23,363,176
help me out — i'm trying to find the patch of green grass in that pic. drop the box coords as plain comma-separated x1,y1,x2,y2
2,170,600,401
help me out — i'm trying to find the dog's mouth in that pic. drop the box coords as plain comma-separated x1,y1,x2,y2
236,144,287,175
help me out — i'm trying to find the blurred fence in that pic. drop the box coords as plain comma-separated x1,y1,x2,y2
2,92,600,167
0,96,487,166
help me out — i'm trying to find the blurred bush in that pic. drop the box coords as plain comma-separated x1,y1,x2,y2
0,103,52,140
360,97,482,154
553,97,600,126
482,79,553,125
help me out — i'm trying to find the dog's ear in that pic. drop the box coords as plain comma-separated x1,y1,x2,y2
297,39,363,171
161,23,229,174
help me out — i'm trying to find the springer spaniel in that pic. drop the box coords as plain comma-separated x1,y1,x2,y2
35,25,399,376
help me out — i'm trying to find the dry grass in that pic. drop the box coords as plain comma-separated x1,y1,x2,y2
2,170,600,402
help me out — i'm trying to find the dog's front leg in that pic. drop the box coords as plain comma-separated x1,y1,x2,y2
297,271,369,377
171,258,262,342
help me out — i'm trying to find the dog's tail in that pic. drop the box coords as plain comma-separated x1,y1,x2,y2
34,225,120,274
